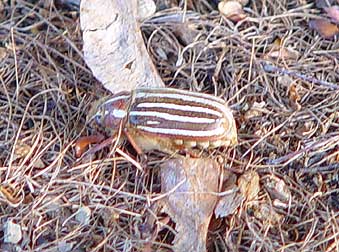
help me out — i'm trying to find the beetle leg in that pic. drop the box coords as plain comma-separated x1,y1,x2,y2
123,130,143,155
75,134,105,158
122,130,148,169
176,146,201,158
82,135,116,157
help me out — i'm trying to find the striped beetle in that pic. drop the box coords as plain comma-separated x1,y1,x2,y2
90,88,237,155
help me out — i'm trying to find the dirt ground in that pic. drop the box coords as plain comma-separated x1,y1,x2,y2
0,0,339,251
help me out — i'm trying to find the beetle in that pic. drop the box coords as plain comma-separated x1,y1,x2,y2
79,87,237,156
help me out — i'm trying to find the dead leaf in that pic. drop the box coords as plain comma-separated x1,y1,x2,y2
0,184,23,207
295,121,316,137
214,170,243,218
309,19,339,39
23,193,34,204
277,75,293,87
140,213,171,252
288,82,301,110
325,6,339,24
172,22,199,47
266,47,299,60
215,188,244,218
160,158,220,252
13,140,45,168
244,101,267,120
218,1,246,22
0,47,7,61
32,158,45,168
14,141,31,160
264,175,291,203
99,208,120,227
265,37,299,60
41,195,65,219
238,171,260,201
251,203,282,225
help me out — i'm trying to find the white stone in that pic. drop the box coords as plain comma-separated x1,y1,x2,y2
58,241,74,252
75,206,91,225
4,220,22,244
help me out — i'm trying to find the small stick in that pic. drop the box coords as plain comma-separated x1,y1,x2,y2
298,163,339,174
268,135,339,166
261,61,339,90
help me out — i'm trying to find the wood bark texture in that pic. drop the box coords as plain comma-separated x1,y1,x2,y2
161,158,220,252
80,0,164,93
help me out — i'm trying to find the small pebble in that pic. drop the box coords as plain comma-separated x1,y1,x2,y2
58,241,74,252
4,220,22,244
75,206,91,225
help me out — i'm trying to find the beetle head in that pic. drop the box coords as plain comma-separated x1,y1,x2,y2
91,91,131,131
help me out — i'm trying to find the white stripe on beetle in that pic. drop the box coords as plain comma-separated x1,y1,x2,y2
146,120,161,125
104,94,130,105
135,92,230,116
129,111,216,124
136,125,225,137
112,109,127,118
136,102,222,117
